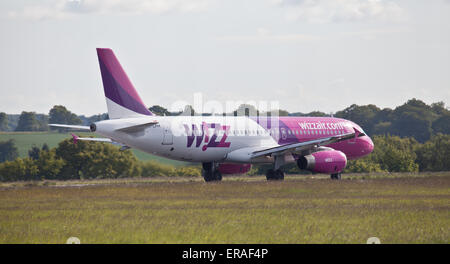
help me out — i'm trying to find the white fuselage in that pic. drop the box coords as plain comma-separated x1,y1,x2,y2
93,115,373,164
94,116,279,163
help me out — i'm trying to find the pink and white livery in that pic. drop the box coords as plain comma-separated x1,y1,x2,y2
50,48,374,181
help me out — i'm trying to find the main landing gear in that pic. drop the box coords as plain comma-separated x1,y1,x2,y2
266,169,284,180
330,173,342,180
202,162,222,182
265,155,285,181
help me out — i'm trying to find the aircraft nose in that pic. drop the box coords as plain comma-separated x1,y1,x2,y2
365,136,374,154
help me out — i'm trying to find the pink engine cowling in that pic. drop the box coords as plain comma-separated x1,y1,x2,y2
218,163,252,174
297,150,347,174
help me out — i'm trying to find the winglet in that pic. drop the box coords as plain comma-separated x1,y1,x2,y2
71,133,79,144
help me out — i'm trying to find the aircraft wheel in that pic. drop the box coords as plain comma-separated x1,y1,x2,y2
202,162,222,182
202,170,214,182
266,169,284,181
331,173,342,180
275,169,285,180
266,169,276,181
214,170,222,181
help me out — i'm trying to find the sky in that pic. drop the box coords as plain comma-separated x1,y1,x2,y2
0,0,449,116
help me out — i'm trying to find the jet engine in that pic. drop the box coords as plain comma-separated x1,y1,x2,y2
297,150,347,174
218,163,252,174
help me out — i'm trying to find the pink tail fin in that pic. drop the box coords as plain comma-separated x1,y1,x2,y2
96,48,153,119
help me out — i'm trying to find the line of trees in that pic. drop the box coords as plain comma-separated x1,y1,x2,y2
1,99,449,143
332,99,450,143
344,134,450,173
249,133,450,175
0,105,103,132
0,138,201,182
0,140,18,163
0,133,448,182
0,98,449,181
149,99,449,143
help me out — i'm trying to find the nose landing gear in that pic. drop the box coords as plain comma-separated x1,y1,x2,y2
330,173,342,180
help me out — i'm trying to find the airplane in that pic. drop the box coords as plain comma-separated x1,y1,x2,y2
50,48,374,182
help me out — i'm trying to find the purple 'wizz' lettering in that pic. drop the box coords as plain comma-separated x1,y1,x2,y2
184,123,231,151
184,124,204,148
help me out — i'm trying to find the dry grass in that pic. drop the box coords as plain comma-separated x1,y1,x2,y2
0,173,449,244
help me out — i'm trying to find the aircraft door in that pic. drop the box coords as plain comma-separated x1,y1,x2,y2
162,127,173,145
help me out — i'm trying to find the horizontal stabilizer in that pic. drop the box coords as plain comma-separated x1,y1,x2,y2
71,134,130,150
49,124,91,130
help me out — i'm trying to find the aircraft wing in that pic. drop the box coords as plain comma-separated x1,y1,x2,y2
251,128,364,158
49,124,91,130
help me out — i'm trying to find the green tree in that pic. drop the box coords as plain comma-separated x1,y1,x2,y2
391,111,432,143
55,139,141,180
0,157,39,182
36,114,49,131
28,146,41,160
149,105,170,116
180,105,196,116
36,149,65,180
344,135,420,173
42,143,49,152
289,111,327,117
15,111,40,131
345,158,386,173
174,166,201,177
0,112,8,131
49,105,82,130
370,135,419,172
432,114,450,135
0,140,19,162
390,99,437,142
430,101,449,115
415,134,450,171
88,113,109,123
305,111,328,117
234,104,259,116
335,104,381,135
272,109,290,116
372,121,392,135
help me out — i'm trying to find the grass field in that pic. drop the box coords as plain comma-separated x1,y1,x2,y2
0,132,187,166
0,173,448,244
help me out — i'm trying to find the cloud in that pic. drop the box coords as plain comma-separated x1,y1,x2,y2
8,0,212,20
273,0,406,24
219,27,319,44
